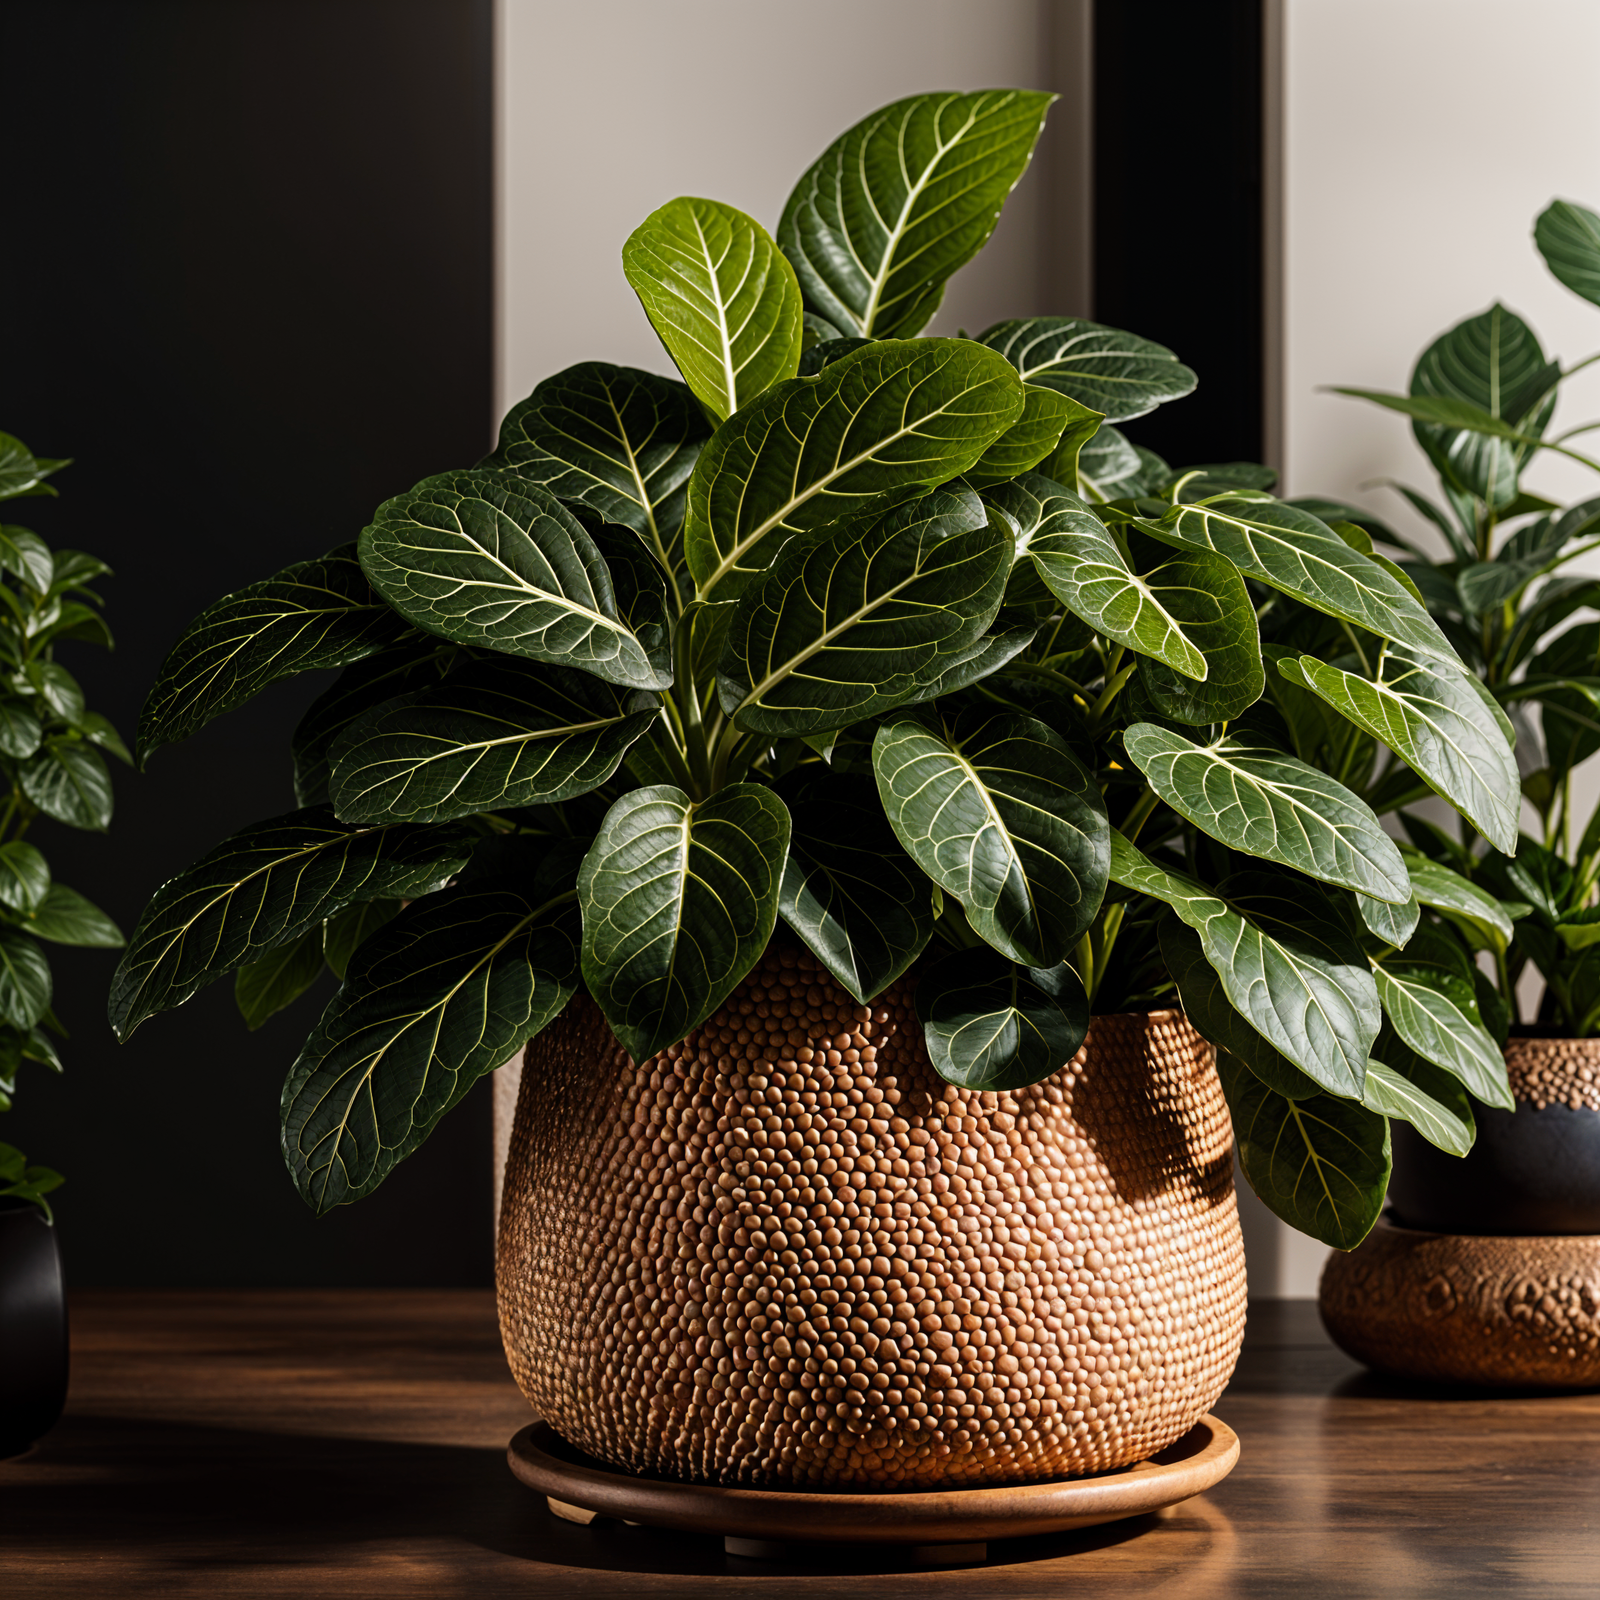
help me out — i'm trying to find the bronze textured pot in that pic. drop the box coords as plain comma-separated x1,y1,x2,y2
497,943,1246,1491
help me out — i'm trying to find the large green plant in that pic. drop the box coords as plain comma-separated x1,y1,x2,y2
111,91,1517,1250
1333,198,1600,1038
0,431,127,1219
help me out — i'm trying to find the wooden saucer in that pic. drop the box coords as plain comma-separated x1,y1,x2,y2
508,1414,1238,1560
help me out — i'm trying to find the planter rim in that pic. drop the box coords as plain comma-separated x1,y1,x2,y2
1373,1214,1600,1245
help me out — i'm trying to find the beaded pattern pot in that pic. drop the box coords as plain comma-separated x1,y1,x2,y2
1505,1035,1600,1112
497,944,1246,1491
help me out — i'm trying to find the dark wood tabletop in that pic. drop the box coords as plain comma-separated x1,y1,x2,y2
2,1288,1595,1598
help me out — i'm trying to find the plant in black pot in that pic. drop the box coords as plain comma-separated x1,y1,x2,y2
112,91,1515,1510
0,428,127,1456
1317,197,1600,1385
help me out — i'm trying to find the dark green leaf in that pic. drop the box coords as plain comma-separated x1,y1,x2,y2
1358,887,1420,948
964,385,1085,488
683,338,1024,597
109,809,473,1039
484,361,708,568
75,713,132,766
623,196,803,422
917,945,1087,1090
0,526,53,591
0,433,68,501
0,928,51,1028
0,842,49,912
359,471,668,691
579,783,790,1061
283,886,579,1213
1365,1028,1476,1157
21,884,123,947
0,701,42,760
1216,1046,1389,1250
1108,833,1377,1097
717,486,1009,736
1284,645,1519,853
777,770,937,1003
978,317,1197,424
1076,423,1144,499
1123,723,1410,902
1402,851,1515,951
22,742,112,830
872,709,1109,967
797,336,877,377
138,545,415,763
778,89,1053,340
901,623,1037,703
234,927,325,1031
1536,199,1600,306
328,656,657,825
25,661,83,723
322,898,404,981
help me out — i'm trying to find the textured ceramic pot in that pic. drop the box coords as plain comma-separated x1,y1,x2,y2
497,942,1246,1491
1387,1036,1600,1236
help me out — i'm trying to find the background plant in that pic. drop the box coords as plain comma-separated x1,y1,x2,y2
1333,198,1600,1038
0,431,127,1219
112,90,1519,1251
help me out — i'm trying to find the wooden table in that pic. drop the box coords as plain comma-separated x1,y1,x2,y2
2,1290,1595,1597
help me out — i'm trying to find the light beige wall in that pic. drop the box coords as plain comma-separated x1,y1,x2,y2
1267,0,1600,1296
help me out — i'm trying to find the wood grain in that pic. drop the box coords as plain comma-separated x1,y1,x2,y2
1,1291,1597,1597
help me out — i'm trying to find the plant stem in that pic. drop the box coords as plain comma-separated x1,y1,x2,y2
1339,621,1373,677
1120,788,1159,843
674,611,712,798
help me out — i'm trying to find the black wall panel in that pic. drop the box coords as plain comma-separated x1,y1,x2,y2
0,0,495,1285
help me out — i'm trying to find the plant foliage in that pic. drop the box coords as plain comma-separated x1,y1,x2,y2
114,92,1522,1247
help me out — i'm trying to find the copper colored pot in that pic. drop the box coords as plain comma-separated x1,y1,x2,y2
497,943,1246,1490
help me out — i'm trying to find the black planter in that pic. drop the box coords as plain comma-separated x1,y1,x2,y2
0,1197,68,1457
1387,1102,1600,1236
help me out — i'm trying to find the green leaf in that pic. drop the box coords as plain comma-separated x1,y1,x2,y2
1123,723,1410,903
1161,916,1320,1098
0,928,51,1028
1358,888,1420,949
322,897,403,980
798,336,874,377
983,476,1204,680
1126,533,1265,723
0,842,49,912
0,526,54,591
24,661,83,724
292,640,453,806
777,770,937,1004
1362,1045,1475,1158
22,1028,61,1072
978,317,1198,424
1108,833,1378,1097
579,783,790,1061
109,809,473,1040
1401,850,1514,952
359,471,668,691
484,361,709,568
0,701,42,760
917,945,1087,1090
0,433,68,501
683,338,1024,598
1284,645,1519,853
1216,1045,1389,1250
234,927,325,1031
964,385,1085,488
1033,397,1106,495
872,709,1109,967
1076,423,1143,499
1139,498,1456,664
1374,927,1511,1109
1536,199,1600,307
778,89,1053,340
137,545,416,763
283,886,580,1213
22,741,112,830
623,196,803,423
716,487,1009,736
327,656,657,825
75,713,132,766
21,884,123,947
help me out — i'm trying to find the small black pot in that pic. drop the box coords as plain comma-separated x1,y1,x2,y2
1387,1102,1600,1235
0,1197,68,1457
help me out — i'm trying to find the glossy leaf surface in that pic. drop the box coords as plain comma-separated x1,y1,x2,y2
20,884,123,947
579,784,790,1061
978,317,1197,424
777,89,1053,340
683,339,1023,597
623,196,803,422
22,742,111,831
964,385,1083,488
283,887,579,1213
235,928,324,1031
873,709,1108,967
359,471,668,691
1536,199,1600,307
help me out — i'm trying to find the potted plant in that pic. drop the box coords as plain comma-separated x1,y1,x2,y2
1316,198,1600,1384
0,428,126,1456
112,90,1515,1492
